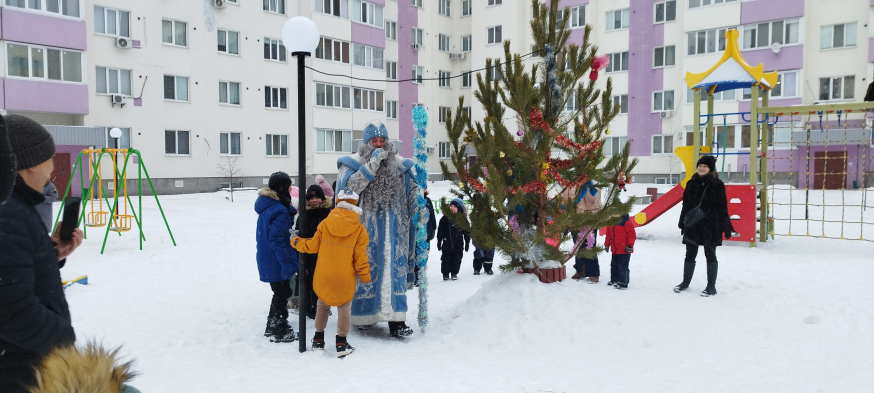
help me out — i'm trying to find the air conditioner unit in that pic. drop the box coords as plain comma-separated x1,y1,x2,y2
456,52,466,60
412,43,421,51
426,146,436,154
214,0,226,8
111,95,127,108
449,53,457,60
660,111,673,119
115,37,131,49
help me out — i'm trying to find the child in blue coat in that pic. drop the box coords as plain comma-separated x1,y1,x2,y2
254,171,298,343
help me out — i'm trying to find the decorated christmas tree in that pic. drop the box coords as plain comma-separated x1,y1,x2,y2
440,0,638,272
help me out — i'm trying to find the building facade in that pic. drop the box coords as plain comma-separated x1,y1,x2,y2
1,0,872,195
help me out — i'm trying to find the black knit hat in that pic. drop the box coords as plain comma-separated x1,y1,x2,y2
697,155,717,174
306,184,325,201
0,115,16,204
5,115,55,170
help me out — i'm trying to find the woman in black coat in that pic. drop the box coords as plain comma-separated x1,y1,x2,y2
676,155,734,297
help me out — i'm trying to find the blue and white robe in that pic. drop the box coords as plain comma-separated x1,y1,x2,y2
337,154,426,325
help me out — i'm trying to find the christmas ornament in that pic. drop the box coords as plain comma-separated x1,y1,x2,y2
517,130,523,136
605,128,612,135
506,170,513,176
458,181,464,188
589,55,610,81
542,163,550,170
499,151,505,158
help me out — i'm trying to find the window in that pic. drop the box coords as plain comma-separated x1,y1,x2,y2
461,107,471,119
412,66,423,84
94,6,130,37
385,21,397,40
653,45,675,68
612,94,628,114
162,19,187,46
439,107,451,123
439,71,450,88
352,43,384,69
770,70,798,98
439,142,451,158
462,72,472,88
265,86,288,109
461,35,472,52
265,134,289,156
220,132,241,155
353,88,384,111
566,5,586,28
263,0,285,14
412,28,424,46
386,61,398,80
821,23,857,50
487,0,501,5
743,19,800,49
163,75,189,101
688,87,736,103
462,0,470,16
386,100,398,119
604,136,627,156
653,90,675,112
564,94,576,112
315,37,350,64
5,0,80,17
487,65,500,82
439,0,450,16
104,127,131,148
716,125,735,149
605,52,628,72
219,81,241,105
263,37,287,62
352,0,383,28
687,27,729,56
689,0,737,8
654,1,676,23
218,29,240,54
606,9,629,31
165,130,190,155
487,26,502,44
96,67,131,95
412,0,422,8
6,43,82,82
316,0,347,17
316,129,353,152
652,134,674,155
439,34,451,52
819,76,855,101
315,82,352,108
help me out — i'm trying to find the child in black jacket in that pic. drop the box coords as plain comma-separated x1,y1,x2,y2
437,198,470,281
293,184,333,319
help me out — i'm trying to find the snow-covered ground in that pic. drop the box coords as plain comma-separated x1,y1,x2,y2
59,181,874,392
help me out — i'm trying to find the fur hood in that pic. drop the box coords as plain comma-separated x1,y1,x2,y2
28,343,140,393
305,196,333,210
258,187,279,200
336,201,363,215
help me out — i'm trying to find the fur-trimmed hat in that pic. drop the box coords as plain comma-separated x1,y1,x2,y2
362,121,389,145
337,188,359,204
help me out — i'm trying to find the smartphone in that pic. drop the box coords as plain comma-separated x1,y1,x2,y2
60,197,81,241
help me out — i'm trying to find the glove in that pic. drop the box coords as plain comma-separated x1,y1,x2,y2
465,242,470,252
724,230,733,240
290,229,299,237
370,148,386,163
625,246,633,253
361,281,373,292
437,241,442,251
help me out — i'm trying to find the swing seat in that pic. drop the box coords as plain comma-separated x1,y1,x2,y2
86,211,109,227
109,215,134,233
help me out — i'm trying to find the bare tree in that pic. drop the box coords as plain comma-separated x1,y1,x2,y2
663,131,683,185
217,157,242,202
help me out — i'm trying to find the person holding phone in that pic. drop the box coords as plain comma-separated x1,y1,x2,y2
0,114,84,393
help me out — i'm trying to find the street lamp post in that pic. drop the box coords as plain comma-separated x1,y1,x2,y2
282,16,320,354
109,127,122,226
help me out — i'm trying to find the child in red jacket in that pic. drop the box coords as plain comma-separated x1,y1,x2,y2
604,214,636,290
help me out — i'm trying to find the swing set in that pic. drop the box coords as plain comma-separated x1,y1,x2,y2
52,147,177,254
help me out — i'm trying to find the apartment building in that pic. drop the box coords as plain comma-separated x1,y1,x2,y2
0,0,871,195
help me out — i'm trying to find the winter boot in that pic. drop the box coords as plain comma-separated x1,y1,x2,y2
585,277,599,284
615,282,628,290
474,271,481,275
571,271,586,281
701,262,718,297
312,331,325,351
443,275,450,281
673,260,696,293
451,274,458,281
336,336,355,358
389,321,414,338
271,320,298,343
484,263,494,275
264,308,277,337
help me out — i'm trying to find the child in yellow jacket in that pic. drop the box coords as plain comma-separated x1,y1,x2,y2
291,189,371,358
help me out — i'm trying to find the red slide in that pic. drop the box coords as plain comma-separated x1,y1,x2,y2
630,183,685,228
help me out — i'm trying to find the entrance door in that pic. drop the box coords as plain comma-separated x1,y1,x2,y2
51,153,72,198
813,151,846,190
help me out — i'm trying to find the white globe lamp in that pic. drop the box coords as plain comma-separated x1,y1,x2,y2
282,17,320,56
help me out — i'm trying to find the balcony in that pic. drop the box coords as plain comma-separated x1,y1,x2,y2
1,78,89,114
0,6,87,50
